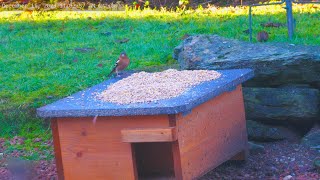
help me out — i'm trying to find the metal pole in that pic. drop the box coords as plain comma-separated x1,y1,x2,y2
285,0,294,40
249,6,253,42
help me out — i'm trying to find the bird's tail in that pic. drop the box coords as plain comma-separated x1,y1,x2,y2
107,67,116,77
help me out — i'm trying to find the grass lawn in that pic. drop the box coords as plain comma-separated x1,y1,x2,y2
0,4,319,160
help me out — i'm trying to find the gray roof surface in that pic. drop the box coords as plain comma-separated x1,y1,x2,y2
37,69,254,118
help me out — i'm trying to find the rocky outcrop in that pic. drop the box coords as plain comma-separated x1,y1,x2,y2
243,87,319,123
315,158,320,172
174,35,320,88
301,125,320,149
248,141,265,154
246,120,299,141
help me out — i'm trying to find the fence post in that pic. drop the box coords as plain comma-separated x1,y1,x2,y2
285,0,294,40
249,6,253,42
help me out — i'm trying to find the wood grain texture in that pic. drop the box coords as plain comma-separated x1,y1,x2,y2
56,115,170,180
121,127,176,142
176,85,248,179
130,144,138,180
52,85,248,180
168,114,183,180
51,118,64,180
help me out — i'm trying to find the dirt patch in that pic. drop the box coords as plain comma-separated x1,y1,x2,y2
201,140,320,180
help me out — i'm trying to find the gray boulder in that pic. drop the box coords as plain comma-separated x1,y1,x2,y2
244,87,319,123
174,35,320,88
248,141,265,154
314,158,320,172
302,124,320,149
247,120,299,141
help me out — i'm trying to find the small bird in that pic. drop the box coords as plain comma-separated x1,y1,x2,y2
257,31,269,42
107,51,130,77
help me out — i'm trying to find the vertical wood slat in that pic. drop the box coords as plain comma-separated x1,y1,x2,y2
168,114,183,180
51,118,64,180
130,143,138,180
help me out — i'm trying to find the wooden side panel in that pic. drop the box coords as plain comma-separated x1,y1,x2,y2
56,115,170,180
176,85,248,179
121,127,176,142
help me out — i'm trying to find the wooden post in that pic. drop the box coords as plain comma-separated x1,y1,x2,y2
169,115,183,180
51,119,64,180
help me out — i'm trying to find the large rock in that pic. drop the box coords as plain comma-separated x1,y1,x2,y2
302,124,320,149
174,35,320,88
246,120,299,141
244,87,319,123
315,158,320,172
248,141,265,154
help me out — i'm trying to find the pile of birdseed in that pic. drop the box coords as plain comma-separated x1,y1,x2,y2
98,69,221,104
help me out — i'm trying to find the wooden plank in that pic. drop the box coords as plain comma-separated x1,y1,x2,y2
171,141,183,180
168,114,183,180
56,115,170,180
130,143,138,180
176,85,248,179
121,127,176,142
51,118,64,180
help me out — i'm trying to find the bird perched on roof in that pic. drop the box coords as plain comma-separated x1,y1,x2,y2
107,51,130,77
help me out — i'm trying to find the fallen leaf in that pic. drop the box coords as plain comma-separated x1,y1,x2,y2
101,32,111,36
55,49,64,54
10,136,24,145
88,25,96,30
9,24,15,31
261,22,284,28
24,10,33,14
74,47,96,53
115,38,130,44
33,138,42,143
111,25,123,29
181,34,191,40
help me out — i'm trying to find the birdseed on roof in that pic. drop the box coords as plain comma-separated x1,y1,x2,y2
97,69,221,104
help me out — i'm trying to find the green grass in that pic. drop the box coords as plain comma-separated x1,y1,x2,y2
0,4,319,159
